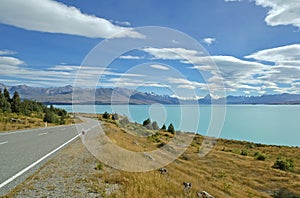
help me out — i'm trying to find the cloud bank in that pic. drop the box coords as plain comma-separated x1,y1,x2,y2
0,0,143,38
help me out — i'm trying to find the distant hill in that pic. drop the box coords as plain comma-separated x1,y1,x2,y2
1,83,300,105
0,83,179,105
199,93,300,104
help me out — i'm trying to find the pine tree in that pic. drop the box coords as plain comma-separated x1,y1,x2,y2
0,90,4,110
143,118,151,126
143,118,152,129
167,123,175,134
0,89,11,113
11,91,21,113
161,124,166,130
3,88,10,103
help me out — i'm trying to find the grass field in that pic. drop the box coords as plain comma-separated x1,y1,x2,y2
97,117,300,198
0,112,76,132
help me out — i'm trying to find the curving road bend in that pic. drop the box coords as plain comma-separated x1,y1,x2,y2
0,117,98,196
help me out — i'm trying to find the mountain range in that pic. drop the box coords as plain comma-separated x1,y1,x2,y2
1,83,300,105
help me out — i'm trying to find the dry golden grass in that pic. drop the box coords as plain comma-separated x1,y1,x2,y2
3,116,299,197
100,119,300,198
0,112,75,132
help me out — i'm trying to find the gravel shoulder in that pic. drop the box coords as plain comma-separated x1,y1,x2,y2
2,139,118,198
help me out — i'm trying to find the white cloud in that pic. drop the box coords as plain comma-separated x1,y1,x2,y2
0,56,24,67
142,47,201,60
114,20,131,26
0,50,17,55
202,38,216,45
245,44,300,65
119,55,144,60
252,0,300,28
0,0,143,38
167,77,208,90
48,65,82,71
150,64,169,71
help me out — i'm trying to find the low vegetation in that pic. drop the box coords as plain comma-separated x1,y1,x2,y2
94,114,300,197
272,157,295,172
0,88,72,132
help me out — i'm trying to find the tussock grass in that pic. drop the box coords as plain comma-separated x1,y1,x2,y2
0,112,76,132
100,119,300,198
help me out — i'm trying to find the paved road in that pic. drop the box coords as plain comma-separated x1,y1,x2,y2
0,117,98,196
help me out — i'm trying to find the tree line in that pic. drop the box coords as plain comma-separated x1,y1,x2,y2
0,88,67,124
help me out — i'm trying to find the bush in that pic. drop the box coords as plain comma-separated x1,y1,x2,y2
142,118,153,129
102,111,110,119
95,162,103,170
161,124,166,130
143,118,151,126
240,149,248,156
272,157,295,172
254,152,266,161
167,123,175,134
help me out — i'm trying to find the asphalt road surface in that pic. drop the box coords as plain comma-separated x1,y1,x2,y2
0,117,98,196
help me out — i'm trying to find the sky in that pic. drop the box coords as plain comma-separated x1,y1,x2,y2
0,0,300,98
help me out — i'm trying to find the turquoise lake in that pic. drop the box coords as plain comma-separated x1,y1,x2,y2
55,105,300,147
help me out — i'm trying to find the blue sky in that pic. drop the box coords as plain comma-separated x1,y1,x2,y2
0,0,300,98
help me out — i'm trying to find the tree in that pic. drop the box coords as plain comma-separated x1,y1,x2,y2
43,109,57,123
0,90,4,111
167,123,175,134
11,91,21,113
103,111,110,119
143,118,152,129
1,100,11,113
3,88,11,103
161,124,166,130
143,118,151,126
152,121,159,130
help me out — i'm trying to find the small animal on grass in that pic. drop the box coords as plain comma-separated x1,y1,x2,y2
196,191,214,198
158,168,168,175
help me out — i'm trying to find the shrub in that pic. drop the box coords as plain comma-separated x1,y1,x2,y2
142,118,153,129
167,123,175,134
149,132,161,143
240,149,248,156
254,152,266,161
95,162,103,170
143,118,151,126
272,157,295,172
161,124,166,130
102,112,110,119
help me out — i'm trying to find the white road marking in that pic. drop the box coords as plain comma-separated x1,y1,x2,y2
0,134,79,189
0,141,8,145
38,132,48,136
0,124,75,136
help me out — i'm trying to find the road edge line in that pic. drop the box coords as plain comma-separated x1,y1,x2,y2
0,134,79,189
